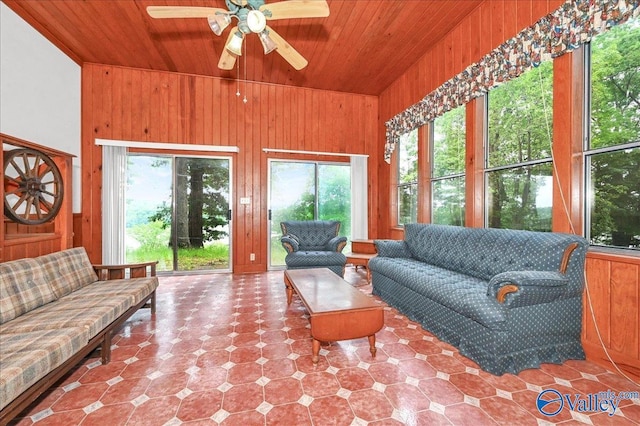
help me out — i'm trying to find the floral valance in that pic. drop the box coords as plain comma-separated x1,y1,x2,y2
384,0,640,163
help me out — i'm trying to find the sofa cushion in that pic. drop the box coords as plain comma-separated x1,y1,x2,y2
404,224,586,281
0,327,89,411
285,251,347,268
61,277,158,306
38,247,99,298
281,221,341,251
374,240,411,258
0,297,132,338
0,258,57,324
370,257,507,328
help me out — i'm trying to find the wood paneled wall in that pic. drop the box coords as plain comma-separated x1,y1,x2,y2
376,0,639,379
80,64,378,273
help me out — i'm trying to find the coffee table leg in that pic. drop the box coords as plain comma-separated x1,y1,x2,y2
284,274,293,305
368,335,377,358
312,339,321,364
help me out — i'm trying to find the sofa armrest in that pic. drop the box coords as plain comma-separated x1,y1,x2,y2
374,240,412,258
92,261,158,281
281,235,300,254
487,271,569,307
327,236,348,252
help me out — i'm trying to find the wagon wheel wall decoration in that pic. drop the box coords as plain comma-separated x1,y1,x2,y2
3,148,64,225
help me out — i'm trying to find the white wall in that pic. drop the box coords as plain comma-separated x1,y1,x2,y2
0,3,82,212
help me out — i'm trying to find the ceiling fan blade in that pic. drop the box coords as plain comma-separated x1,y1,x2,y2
219,28,240,70
260,0,329,20
146,6,225,19
267,26,308,70
218,50,238,70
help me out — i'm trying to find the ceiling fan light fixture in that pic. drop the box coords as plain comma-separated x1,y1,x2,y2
258,30,277,54
208,14,231,36
226,31,244,56
246,10,267,33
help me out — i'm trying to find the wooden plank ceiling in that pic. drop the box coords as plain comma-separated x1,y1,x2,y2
3,0,483,96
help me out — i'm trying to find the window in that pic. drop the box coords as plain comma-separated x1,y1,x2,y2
486,61,554,231
432,105,466,226
586,17,640,249
397,129,418,225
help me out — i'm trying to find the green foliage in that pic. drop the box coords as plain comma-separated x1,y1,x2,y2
128,220,170,249
588,18,640,248
126,243,229,271
486,61,554,231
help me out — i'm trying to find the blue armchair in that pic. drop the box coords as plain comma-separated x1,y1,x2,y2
280,220,348,277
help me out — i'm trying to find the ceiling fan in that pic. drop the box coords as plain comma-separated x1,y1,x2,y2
147,0,329,71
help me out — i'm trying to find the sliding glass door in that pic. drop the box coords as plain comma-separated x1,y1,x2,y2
125,154,232,273
268,160,351,268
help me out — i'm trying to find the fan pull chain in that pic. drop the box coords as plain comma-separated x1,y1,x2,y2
243,40,248,104
236,54,241,98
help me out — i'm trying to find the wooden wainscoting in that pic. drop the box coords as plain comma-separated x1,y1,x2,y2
583,250,640,382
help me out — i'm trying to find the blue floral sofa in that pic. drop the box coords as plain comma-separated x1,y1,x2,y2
369,224,589,375
280,220,347,277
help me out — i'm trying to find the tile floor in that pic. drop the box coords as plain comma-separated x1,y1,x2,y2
10,269,640,426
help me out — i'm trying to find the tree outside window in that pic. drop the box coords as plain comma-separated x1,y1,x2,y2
486,61,554,231
432,105,465,226
397,129,418,225
587,17,640,249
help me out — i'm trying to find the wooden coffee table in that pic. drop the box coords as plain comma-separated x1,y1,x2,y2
284,268,384,364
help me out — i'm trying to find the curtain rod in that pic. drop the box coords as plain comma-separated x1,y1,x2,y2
262,148,368,158
96,138,240,153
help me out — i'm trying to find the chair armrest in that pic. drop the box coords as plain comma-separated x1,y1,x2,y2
487,271,569,307
92,261,158,281
281,235,300,254
374,240,412,258
327,236,348,252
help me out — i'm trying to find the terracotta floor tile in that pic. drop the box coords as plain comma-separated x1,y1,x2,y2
367,361,408,385
176,390,224,422
301,371,341,398
264,377,304,405
265,403,312,425
51,382,108,412
425,353,467,375
221,410,266,426
145,372,190,398
348,389,395,422
22,410,85,426
82,401,134,425
449,372,497,399
10,271,637,426
261,342,292,359
78,361,126,384
262,357,297,379
398,358,437,380
444,402,499,425
516,367,556,386
127,395,181,426
228,345,262,364
232,331,261,347
308,395,355,426
384,382,431,412
480,395,538,424
226,361,263,384
221,382,264,413
418,377,465,406
335,367,375,391
101,377,151,405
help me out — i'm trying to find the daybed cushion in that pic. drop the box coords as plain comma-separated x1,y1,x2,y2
61,277,158,306
0,258,56,324
0,327,89,411
38,247,99,298
0,301,131,338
